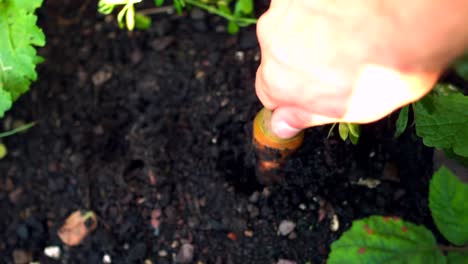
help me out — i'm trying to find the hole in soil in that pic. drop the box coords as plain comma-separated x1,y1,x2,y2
217,151,262,195
123,159,145,177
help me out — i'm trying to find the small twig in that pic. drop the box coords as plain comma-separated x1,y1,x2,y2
438,244,468,253
138,6,175,16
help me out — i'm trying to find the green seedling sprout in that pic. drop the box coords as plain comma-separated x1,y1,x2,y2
98,0,143,30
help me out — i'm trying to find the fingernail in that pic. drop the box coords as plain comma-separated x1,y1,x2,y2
272,120,301,139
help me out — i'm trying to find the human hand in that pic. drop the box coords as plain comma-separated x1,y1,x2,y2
255,0,468,138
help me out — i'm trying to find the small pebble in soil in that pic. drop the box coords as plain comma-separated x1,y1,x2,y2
190,8,205,20
244,230,253,237
44,246,60,259
355,177,381,188
92,67,112,86
235,51,244,62
298,204,307,210
227,232,237,241
288,231,297,240
102,254,112,263
278,220,296,236
330,214,340,232
158,250,168,257
248,191,259,203
13,249,32,264
175,243,194,263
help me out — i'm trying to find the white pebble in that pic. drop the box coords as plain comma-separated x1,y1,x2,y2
278,220,296,236
44,246,60,259
103,254,112,263
330,214,340,232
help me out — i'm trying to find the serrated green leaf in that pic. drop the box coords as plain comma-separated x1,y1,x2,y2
433,83,463,96
394,105,409,138
329,216,445,264
0,88,12,118
447,252,468,264
414,93,468,157
338,123,349,141
0,0,45,116
429,166,468,246
154,0,164,6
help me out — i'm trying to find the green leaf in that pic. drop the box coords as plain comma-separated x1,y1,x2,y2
0,87,12,118
134,13,152,30
0,143,7,159
234,0,253,15
227,21,239,34
338,123,349,141
414,93,468,157
349,130,359,145
348,123,360,138
394,105,409,138
0,0,45,117
429,166,468,246
329,216,445,264
447,252,468,264
453,54,468,81
154,0,164,6
173,0,184,14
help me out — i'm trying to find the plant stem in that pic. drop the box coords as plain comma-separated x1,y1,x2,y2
184,0,257,25
438,244,468,253
139,6,175,15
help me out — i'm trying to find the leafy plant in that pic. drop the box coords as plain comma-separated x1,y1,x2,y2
393,83,468,157
0,0,45,118
328,123,360,145
328,166,468,263
98,0,257,33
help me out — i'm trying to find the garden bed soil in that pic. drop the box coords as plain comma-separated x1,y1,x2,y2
0,1,436,263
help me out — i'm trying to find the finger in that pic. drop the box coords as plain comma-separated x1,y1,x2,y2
267,0,290,11
255,67,278,110
270,106,341,138
343,64,440,122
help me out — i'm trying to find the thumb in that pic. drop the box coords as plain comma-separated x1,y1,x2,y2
270,107,341,138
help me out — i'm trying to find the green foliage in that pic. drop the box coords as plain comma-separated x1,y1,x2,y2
448,252,468,264
453,54,468,81
394,105,409,138
337,123,360,145
429,166,468,246
98,0,142,30
0,0,45,118
329,216,444,264
413,92,468,157
0,143,6,159
98,0,257,33
134,13,152,30
329,166,468,263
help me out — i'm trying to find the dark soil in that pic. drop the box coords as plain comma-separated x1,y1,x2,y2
0,1,436,263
